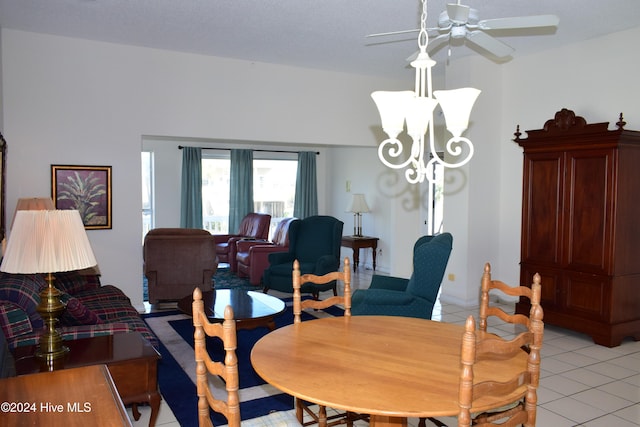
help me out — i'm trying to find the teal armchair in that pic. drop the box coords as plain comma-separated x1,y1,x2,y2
262,216,343,298
351,233,453,319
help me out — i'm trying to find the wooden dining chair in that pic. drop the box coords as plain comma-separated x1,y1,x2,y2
292,258,363,427
479,262,543,342
192,287,301,427
422,263,544,427
293,257,351,324
458,310,543,427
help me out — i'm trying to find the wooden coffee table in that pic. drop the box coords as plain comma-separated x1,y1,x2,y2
13,332,161,427
178,288,285,331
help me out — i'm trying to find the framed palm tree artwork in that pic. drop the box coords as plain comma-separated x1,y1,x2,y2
51,165,112,229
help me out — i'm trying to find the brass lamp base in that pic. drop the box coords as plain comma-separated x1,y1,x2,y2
35,273,70,371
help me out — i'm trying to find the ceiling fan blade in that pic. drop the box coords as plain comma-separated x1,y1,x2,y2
477,15,559,30
406,50,420,62
446,3,471,24
366,28,419,38
427,34,451,54
466,31,514,58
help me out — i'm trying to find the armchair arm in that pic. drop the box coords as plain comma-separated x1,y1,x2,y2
352,289,416,305
369,274,410,292
249,245,288,256
268,251,294,265
213,234,237,244
236,239,272,252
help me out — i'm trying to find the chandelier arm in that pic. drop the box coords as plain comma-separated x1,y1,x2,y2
377,138,415,170
432,136,475,169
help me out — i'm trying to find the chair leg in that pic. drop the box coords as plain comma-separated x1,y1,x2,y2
318,405,327,427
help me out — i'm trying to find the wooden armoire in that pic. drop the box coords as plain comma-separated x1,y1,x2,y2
514,108,640,347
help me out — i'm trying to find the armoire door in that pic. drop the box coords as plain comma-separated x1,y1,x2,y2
521,151,564,266
563,148,614,274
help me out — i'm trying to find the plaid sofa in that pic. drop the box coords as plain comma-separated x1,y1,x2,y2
0,270,157,350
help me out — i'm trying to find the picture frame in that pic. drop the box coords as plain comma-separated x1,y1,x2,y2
51,165,112,230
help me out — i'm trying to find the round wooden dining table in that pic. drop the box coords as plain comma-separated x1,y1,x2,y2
250,315,528,427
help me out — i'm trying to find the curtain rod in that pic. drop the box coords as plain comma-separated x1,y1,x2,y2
178,146,319,155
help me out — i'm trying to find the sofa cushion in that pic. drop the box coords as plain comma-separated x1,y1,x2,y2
54,270,100,295
74,285,130,303
0,302,33,342
59,294,103,326
0,273,45,329
82,299,140,322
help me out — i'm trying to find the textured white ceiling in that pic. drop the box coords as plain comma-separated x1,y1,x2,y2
0,0,639,79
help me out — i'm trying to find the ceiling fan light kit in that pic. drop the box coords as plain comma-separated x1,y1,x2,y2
371,0,481,184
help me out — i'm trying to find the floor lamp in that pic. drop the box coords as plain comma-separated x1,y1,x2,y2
0,210,97,370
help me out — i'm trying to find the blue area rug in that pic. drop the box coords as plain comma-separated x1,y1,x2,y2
143,298,344,426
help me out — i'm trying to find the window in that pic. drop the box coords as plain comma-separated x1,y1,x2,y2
141,151,154,241
202,154,297,237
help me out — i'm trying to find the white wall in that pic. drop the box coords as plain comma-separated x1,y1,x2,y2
1,29,406,310
2,26,639,309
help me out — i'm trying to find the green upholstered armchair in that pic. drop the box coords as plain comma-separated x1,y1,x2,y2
262,216,343,298
351,233,453,319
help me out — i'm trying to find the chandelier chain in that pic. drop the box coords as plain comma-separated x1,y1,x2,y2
418,0,428,52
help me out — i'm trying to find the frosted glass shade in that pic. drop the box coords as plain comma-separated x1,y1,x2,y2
371,91,415,138
405,97,438,141
347,194,370,214
433,88,481,138
0,210,97,274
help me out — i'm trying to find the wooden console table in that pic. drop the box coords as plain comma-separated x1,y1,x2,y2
13,332,160,427
0,364,132,426
341,236,379,271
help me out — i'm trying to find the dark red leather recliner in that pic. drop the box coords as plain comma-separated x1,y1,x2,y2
213,213,271,272
236,218,297,285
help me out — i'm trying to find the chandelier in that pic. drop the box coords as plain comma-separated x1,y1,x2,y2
371,0,481,184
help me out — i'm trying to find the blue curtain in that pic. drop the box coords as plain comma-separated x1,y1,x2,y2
180,147,203,228
229,149,253,232
294,151,318,218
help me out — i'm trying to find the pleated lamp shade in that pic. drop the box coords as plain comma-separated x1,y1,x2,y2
11,197,55,228
0,210,97,274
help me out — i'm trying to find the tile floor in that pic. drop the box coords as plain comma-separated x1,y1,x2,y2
136,267,640,427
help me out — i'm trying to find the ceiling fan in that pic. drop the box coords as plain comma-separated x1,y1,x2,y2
368,1,559,60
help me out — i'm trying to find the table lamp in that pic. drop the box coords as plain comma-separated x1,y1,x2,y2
347,194,370,237
0,210,97,369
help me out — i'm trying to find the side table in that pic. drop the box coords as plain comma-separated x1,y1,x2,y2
341,235,379,271
13,332,161,427
0,364,132,426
